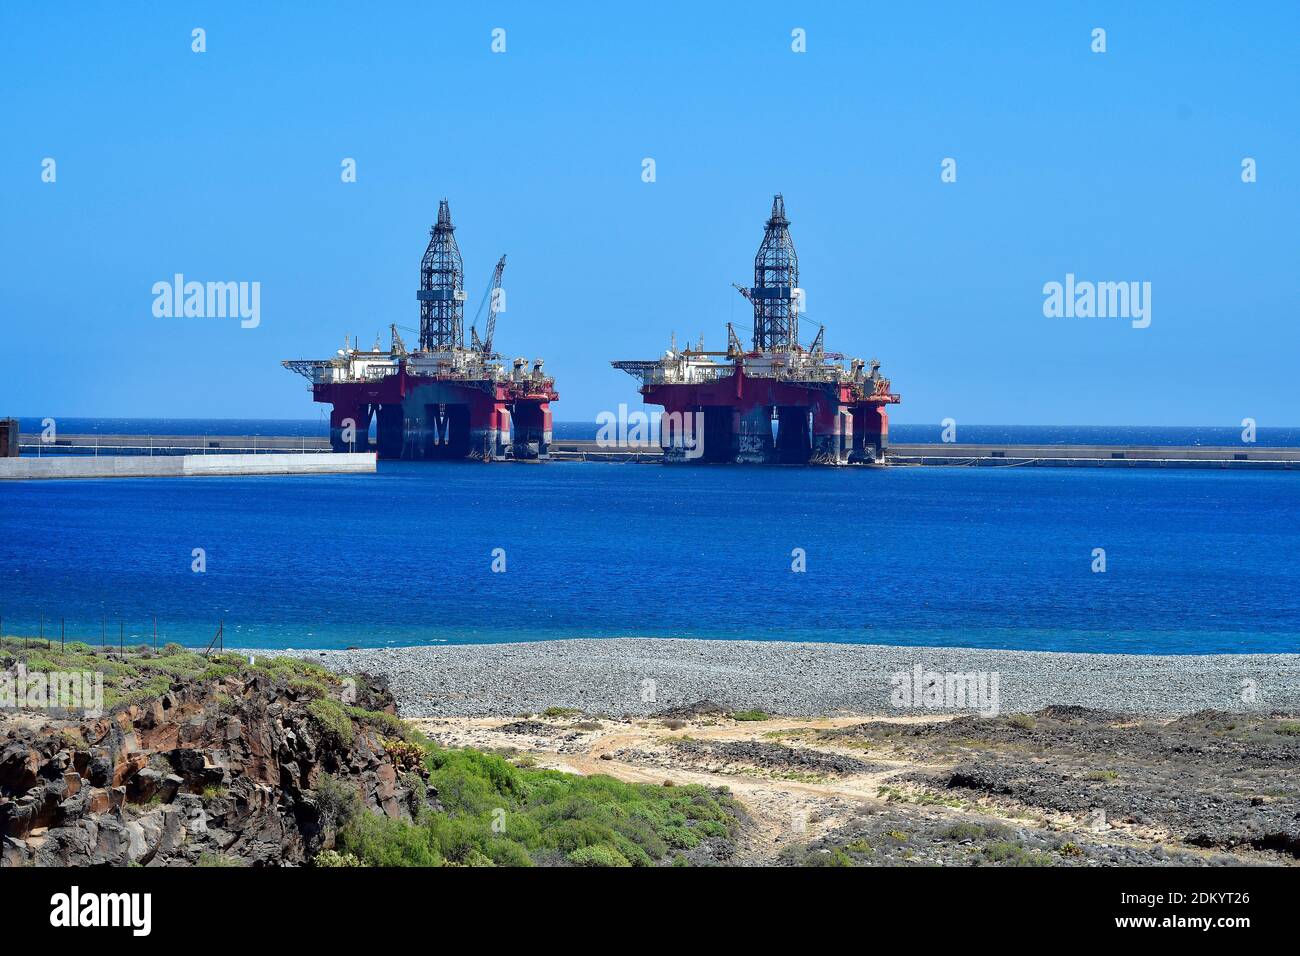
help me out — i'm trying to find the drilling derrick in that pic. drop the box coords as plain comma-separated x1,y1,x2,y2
283,201,558,462
751,194,799,352
613,194,901,466
418,199,466,351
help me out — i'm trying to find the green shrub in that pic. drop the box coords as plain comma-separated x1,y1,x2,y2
567,844,631,867
731,710,771,721
314,773,362,830
942,822,988,841
307,698,354,745
287,677,329,700
349,706,411,740
313,850,365,867
313,720,741,869
982,840,1054,866
484,838,534,867
339,813,442,867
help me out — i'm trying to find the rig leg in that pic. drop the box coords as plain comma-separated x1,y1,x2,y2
329,403,372,453
851,405,889,463
511,402,552,460
492,403,512,460
776,406,813,464
733,405,776,464
811,403,850,465
659,402,697,463
468,398,511,461
376,404,404,460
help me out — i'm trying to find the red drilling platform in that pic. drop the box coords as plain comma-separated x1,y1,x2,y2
613,195,900,465
283,201,558,461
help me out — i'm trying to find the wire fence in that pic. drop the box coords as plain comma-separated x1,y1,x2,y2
0,612,225,657
19,435,333,457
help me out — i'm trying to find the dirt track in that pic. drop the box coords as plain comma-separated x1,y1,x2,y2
414,706,1300,866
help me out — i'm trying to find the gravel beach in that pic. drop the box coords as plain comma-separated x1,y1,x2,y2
255,638,1300,718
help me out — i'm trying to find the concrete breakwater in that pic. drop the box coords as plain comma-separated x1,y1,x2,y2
17,433,331,455
553,440,1298,469
16,433,1298,470
887,443,1299,470
0,452,375,480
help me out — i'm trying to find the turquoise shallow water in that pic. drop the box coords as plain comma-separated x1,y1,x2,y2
0,461,1296,653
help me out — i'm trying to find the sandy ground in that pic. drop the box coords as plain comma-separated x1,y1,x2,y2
413,712,910,860
413,707,1300,866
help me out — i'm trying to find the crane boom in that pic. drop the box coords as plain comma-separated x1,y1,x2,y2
483,255,506,356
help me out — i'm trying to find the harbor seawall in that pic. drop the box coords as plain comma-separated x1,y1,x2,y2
0,452,376,480
13,433,1298,470
550,440,1297,469
886,443,1299,470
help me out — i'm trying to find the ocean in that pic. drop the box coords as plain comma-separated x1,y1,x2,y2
2,448,1297,654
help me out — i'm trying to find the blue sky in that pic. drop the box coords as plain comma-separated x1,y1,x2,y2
1,2,1296,426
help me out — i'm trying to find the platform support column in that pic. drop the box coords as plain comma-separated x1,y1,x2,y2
330,403,371,453
512,402,552,460
851,405,888,462
812,403,850,465
733,405,775,464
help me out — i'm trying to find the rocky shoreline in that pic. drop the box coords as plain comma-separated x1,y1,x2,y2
1,664,425,866
5,636,1299,866
256,638,1300,719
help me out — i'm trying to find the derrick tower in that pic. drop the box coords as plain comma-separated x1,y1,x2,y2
751,194,799,352
418,199,465,351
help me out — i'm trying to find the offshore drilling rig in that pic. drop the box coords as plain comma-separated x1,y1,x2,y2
612,195,900,465
283,201,558,460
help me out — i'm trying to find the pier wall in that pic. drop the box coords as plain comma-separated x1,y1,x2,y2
0,452,376,480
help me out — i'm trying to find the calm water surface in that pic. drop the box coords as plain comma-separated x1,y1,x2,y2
1,463,1296,653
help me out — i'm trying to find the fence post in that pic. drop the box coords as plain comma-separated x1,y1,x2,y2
119,620,124,655
153,614,158,651
61,617,64,651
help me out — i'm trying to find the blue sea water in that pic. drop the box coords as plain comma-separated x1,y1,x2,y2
1,460,1296,654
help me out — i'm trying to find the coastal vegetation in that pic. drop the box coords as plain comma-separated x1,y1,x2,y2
326,739,740,867
0,636,741,867
0,635,339,707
